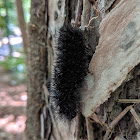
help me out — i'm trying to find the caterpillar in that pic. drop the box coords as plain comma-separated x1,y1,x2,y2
50,24,88,121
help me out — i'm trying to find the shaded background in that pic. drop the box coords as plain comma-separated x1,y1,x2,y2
0,0,30,139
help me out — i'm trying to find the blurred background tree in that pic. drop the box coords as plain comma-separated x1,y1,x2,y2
0,1,30,140
0,0,30,85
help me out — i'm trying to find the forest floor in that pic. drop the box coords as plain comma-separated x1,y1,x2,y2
0,71,27,140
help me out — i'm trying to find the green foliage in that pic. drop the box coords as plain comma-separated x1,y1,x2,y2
0,56,26,83
0,15,6,28
23,0,31,22
0,56,26,72
0,0,17,33
0,0,31,36
0,0,30,84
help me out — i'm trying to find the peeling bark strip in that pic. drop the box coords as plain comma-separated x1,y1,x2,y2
82,0,140,117
26,0,140,139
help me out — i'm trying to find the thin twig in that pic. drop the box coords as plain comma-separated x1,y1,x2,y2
110,105,133,128
118,99,140,104
86,118,95,140
104,105,133,140
89,0,101,21
90,113,111,131
81,0,91,29
130,107,140,125
93,3,101,21
85,16,98,28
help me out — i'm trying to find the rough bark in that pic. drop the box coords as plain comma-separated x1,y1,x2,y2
81,0,140,139
26,0,140,140
26,0,48,139
89,64,140,140
82,0,140,117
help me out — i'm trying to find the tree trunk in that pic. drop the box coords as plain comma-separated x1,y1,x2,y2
26,0,140,140
25,0,48,139
15,0,29,54
4,0,12,55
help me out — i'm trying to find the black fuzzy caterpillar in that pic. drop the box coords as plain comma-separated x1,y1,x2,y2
50,24,88,121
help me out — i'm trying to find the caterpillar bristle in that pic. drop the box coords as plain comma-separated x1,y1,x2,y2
50,24,88,122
